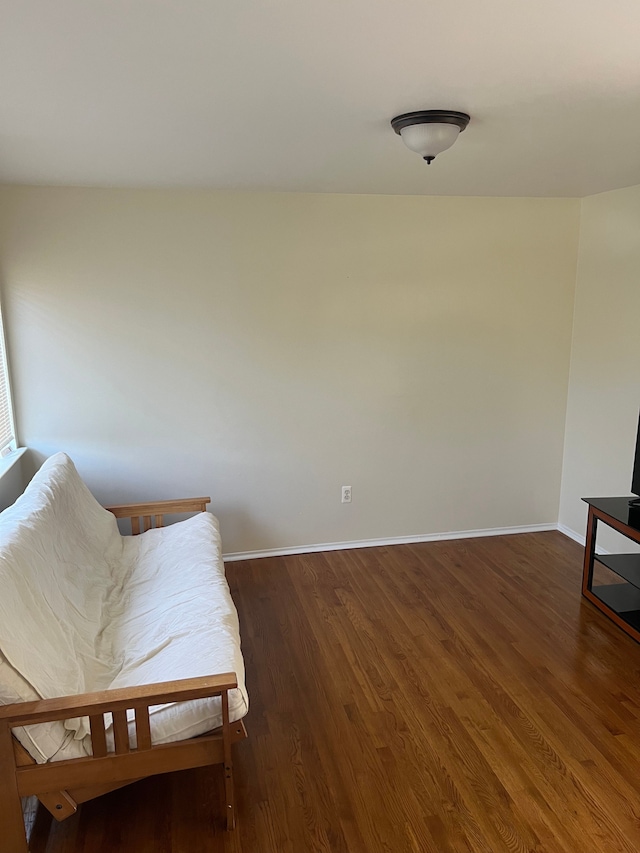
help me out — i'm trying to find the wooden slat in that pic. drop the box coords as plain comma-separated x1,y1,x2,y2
42,790,78,823
16,733,226,796
131,516,140,535
155,514,163,528
0,673,237,726
134,706,152,751
143,515,152,532
105,497,210,518
89,714,108,758
112,710,129,754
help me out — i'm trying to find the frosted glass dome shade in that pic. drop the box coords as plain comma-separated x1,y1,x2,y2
391,111,470,164
400,123,460,159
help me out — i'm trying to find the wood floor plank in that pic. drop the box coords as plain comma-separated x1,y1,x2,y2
25,531,640,852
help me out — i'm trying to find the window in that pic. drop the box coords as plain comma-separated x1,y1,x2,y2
0,304,17,456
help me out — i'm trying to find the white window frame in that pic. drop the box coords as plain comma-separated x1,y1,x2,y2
0,301,18,457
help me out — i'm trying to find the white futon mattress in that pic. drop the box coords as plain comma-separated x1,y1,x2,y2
0,453,248,763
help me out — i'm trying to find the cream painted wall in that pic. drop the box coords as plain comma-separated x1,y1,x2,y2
559,184,640,551
0,188,579,554
0,451,29,512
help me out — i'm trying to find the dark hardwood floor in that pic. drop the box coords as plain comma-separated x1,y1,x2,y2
27,532,640,852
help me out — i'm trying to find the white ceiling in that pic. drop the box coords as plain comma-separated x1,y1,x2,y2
2,0,640,197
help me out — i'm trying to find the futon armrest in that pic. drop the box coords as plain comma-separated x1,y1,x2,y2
105,497,210,518
0,673,237,727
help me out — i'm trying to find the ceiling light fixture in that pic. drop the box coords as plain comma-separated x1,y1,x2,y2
390,110,470,164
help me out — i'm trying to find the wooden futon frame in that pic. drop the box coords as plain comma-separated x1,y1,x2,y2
0,498,247,853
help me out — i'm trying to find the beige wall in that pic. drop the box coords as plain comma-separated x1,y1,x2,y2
559,184,640,551
0,187,579,554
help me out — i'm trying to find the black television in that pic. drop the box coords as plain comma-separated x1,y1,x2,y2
632,411,640,504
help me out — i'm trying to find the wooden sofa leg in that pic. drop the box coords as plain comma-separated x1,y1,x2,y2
221,691,236,830
224,760,235,830
0,723,29,853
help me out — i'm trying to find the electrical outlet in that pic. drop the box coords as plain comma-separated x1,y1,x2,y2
341,486,352,503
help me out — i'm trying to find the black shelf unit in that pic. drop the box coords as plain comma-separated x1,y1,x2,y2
582,497,640,643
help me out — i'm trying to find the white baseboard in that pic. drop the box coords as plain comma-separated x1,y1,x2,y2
222,522,558,562
558,522,618,555
557,523,584,546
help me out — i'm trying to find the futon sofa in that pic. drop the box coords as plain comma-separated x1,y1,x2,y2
0,453,248,852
